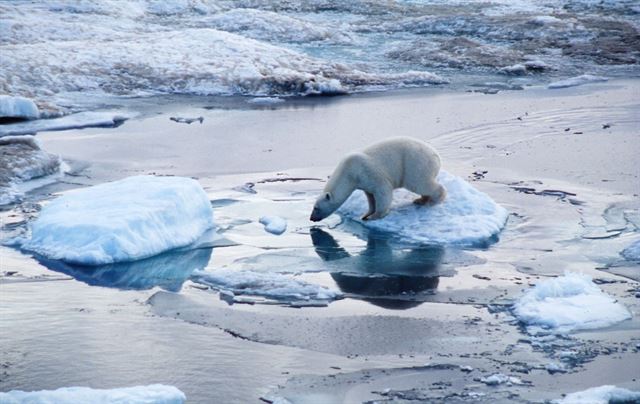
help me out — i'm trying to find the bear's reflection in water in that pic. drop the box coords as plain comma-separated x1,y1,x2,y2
36,247,213,292
310,228,442,309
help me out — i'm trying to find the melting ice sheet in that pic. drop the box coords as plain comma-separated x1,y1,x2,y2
512,272,631,335
338,171,508,246
19,176,214,265
0,384,186,404
0,111,133,137
556,385,640,404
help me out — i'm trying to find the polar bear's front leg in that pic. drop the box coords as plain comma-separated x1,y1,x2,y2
363,186,393,220
362,192,376,221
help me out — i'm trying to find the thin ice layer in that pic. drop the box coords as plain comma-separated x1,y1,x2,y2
21,175,214,265
191,269,341,302
0,384,186,404
512,272,631,334
337,171,508,246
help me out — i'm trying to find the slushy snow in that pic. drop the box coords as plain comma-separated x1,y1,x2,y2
191,269,342,302
556,385,640,404
621,239,640,261
338,171,508,246
0,135,63,205
512,272,631,334
259,216,287,235
0,384,185,404
0,95,39,120
0,111,133,137
21,176,214,265
548,74,608,89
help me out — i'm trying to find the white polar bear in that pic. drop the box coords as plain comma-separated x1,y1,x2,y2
310,137,446,222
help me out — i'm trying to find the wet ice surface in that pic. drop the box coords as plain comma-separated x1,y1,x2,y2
1,87,639,402
0,384,186,404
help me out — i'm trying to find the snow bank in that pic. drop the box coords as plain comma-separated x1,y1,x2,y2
512,273,631,334
337,171,508,246
259,216,287,235
621,239,640,261
548,74,608,89
191,269,341,302
0,384,185,404
0,135,63,205
0,111,133,137
0,95,39,120
21,176,214,265
556,385,640,404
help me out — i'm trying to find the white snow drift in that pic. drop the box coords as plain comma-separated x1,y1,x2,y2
338,171,508,246
556,385,640,404
0,384,185,404
191,269,341,302
513,272,631,334
21,176,214,265
0,95,39,120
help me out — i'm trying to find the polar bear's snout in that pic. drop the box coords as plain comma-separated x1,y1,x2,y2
310,206,323,222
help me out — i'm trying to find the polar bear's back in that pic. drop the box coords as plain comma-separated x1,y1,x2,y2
362,137,441,189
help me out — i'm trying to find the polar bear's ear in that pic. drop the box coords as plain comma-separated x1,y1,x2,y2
325,192,332,201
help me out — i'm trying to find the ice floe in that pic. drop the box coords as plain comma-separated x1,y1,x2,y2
0,135,63,205
621,239,640,261
0,384,186,404
259,216,287,235
0,95,39,120
191,269,342,303
556,385,640,404
512,272,631,335
0,111,133,137
480,373,524,386
337,171,508,246
21,176,214,265
548,74,608,89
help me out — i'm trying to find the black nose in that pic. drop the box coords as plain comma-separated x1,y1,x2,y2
310,208,321,222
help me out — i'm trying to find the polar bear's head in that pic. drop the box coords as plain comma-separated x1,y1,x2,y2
310,191,339,222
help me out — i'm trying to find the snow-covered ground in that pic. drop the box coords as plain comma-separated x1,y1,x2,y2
20,176,214,265
512,272,632,335
338,171,509,246
0,384,186,404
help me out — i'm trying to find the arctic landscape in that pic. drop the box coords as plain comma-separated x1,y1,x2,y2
1,0,640,403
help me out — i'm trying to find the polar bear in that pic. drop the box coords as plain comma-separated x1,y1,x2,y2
310,137,446,222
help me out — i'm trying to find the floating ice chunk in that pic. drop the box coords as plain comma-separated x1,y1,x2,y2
192,269,342,302
259,216,287,235
548,75,608,89
621,239,640,261
21,176,214,265
556,385,640,404
338,171,508,246
480,373,524,386
0,95,39,120
247,97,285,105
0,384,186,404
500,64,527,75
0,135,63,205
512,272,631,334
0,111,133,137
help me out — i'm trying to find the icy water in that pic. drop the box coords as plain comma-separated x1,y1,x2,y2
1,0,640,116
1,81,639,402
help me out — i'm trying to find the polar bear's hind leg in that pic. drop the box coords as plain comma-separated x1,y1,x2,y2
362,192,376,220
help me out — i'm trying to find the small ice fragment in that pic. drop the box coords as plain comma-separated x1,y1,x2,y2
545,362,567,374
247,97,285,105
0,95,39,120
259,216,287,235
512,272,631,334
169,116,204,124
548,75,608,89
460,365,473,372
556,385,640,404
621,239,640,261
480,373,523,386
0,384,186,403
500,64,527,75
21,176,214,265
